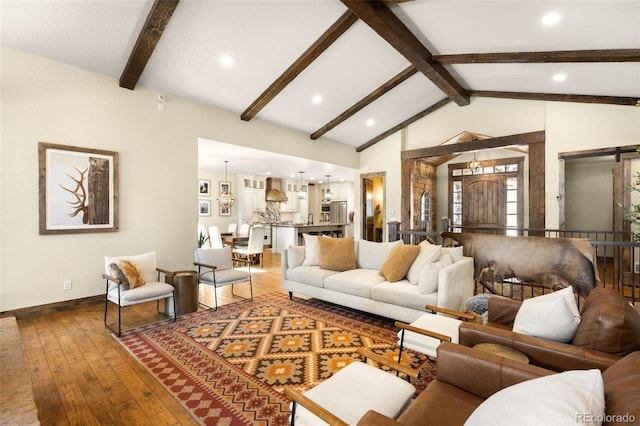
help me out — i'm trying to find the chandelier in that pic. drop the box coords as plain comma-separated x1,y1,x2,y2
467,152,481,174
296,171,307,200
218,160,236,209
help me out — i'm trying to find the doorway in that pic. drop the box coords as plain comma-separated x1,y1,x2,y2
361,172,385,242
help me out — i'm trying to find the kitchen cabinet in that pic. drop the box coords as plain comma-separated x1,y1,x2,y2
241,175,265,221
321,181,351,202
283,179,309,217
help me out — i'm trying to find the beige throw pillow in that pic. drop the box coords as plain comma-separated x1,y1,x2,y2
379,244,421,283
319,237,356,271
119,260,146,289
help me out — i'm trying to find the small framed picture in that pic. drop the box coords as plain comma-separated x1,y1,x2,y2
199,199,211,216
219,204,231,216
199,179,211,197
219,180,230,194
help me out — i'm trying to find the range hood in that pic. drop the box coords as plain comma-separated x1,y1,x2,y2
265,177,288,202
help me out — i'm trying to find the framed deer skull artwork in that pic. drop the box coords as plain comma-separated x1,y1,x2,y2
38,142,119,234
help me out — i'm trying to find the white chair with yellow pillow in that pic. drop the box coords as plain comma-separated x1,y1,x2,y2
103,251,176,336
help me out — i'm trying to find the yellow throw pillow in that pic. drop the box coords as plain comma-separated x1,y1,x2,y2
379,244,421,283
319,237,357,271
119,260,146,289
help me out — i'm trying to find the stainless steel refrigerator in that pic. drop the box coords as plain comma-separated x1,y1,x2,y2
330,201,347,224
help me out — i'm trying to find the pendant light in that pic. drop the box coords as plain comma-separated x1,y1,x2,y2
467,152,481,174
325,175,332,201
297,171,307,200
218,161,236,209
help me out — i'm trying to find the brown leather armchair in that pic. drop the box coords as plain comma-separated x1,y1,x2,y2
458,287,640,372
357,342,640,426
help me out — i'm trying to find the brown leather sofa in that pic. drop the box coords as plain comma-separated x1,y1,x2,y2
458,287,640,372
357,342,640,426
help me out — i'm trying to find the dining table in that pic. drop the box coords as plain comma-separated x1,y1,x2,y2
221,232,249,249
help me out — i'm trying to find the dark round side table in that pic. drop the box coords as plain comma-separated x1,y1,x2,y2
166,270,198,316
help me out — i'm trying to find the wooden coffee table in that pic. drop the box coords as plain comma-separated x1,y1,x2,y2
473,343,530,363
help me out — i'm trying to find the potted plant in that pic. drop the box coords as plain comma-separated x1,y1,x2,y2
198,230,210,248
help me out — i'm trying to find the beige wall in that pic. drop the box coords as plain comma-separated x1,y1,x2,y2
0,47,358,311
3,46,638,311
398,97,639,230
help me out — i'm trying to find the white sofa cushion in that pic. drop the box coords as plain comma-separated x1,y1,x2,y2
293,361,416,426
397,314,461,358
465,369,604,426
406,243,442,285
442,246,464,263
324,269,386,298
288,245,306,268
513,286,581,343
372,280,437,311
357,240,402,270
286,266,339,288
418,254,453,295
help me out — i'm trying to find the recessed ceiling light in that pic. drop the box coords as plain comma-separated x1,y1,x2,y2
311,95,323,105
552,73,567,82
219,54,234,68
541,12,561,26
265,171,272,175
366,118,375,127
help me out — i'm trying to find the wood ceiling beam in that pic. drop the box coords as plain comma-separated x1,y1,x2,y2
401,130,546,160
119,0,180,90
469,90,639,106
311,66,418,140
341,0,469,106
433,49,640,64
241,11,358,121
356,98,451,152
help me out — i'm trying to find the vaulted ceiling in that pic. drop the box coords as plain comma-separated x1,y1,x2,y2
2,0,639,156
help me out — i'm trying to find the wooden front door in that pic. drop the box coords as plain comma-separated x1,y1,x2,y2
463,176,506,230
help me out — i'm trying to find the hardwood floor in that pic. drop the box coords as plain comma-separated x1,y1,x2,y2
15,249,286,426
7,248,639,425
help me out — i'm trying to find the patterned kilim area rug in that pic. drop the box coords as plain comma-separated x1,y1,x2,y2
118,293,433,425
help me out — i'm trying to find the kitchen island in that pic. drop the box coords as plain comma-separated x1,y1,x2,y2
272,223,348,254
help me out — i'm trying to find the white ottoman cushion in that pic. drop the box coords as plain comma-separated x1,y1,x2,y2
397,314,462,358
293,361,415,425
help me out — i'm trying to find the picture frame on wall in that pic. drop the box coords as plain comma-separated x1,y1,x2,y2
199,199,211,216
219,180,230,194
199,179,211,197
219,204,231,216
38,142,119,235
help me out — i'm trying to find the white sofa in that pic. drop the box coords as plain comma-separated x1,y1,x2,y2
281,239,475,323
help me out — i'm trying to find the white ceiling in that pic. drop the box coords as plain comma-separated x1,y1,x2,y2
2,0,639,178
198,138,358,183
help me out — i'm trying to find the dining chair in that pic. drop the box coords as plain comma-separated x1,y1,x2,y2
238,223,250,234
227,223,238,233
208,225,224,249
233,225,265,266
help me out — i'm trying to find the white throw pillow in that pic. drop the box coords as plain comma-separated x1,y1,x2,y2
287,245,306,269
417,254,452,295
465,369,605,426
442,246,464,263
406,243,442,285
302,234,321,266
513,286,581,343
357,239,402,270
